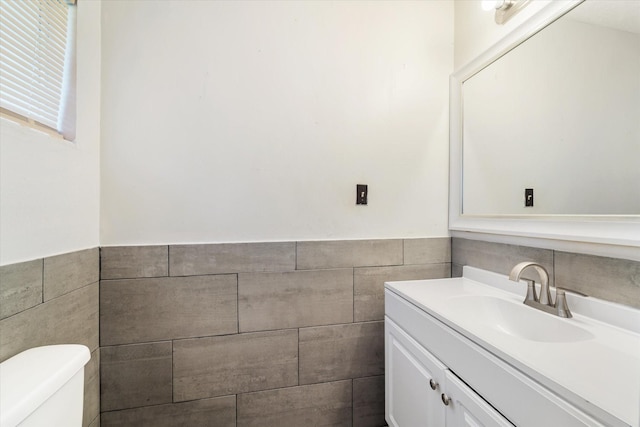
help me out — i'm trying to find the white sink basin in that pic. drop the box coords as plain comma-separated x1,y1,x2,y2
446,295,595,343
385,266,640,427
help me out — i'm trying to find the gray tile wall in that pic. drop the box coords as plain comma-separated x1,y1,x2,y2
3,238,634,427
236,380,352,426
0,248,100,427
452,238,640,309
100,275,238,345
101,341,173,411
99,238,451,426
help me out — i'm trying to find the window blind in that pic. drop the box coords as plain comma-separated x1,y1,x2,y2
0,0,75,139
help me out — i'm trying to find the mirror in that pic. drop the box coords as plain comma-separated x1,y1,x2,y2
450,0,640,253
464,0,640,215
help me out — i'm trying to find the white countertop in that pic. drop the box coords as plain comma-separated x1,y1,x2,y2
385,267,640,427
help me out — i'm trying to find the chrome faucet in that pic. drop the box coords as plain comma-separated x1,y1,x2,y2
508,262,572,318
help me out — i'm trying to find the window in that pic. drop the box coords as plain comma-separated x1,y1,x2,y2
0,0,76,140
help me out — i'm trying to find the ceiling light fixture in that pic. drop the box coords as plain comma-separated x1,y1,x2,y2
481,0,532,25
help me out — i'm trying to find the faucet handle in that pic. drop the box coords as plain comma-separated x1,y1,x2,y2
554,289,573,318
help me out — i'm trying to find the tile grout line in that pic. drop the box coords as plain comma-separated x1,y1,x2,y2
167,245,170,277
297,328,300,386
351,378,355,426
98,249,102,421
552,249,556,288
171,339,175,404
352,267,355,324
41,258,45,303
236,273,240,335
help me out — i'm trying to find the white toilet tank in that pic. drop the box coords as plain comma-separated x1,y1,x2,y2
0,344,90,427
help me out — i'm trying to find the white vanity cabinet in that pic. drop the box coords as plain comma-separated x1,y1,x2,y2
386,317,512,427
385,317,446,426
383,273,633,427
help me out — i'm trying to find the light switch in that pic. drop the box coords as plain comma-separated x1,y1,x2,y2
525,188,534,207
356,184,368,205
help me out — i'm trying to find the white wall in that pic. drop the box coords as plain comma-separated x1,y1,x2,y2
454,0,551,69
0,1,101,266
100,0,453,246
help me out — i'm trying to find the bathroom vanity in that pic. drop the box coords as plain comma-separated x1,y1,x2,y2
384,267,640,427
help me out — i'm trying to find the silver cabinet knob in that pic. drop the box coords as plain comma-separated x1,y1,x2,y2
429,379,438,390
441,393,451,406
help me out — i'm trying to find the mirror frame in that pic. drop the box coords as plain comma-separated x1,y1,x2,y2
449,0,640,259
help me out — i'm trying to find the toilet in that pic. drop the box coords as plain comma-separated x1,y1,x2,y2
0,345,90,427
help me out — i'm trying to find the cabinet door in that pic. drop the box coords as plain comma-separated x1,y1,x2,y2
385,317,447,427
443,371,514,427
